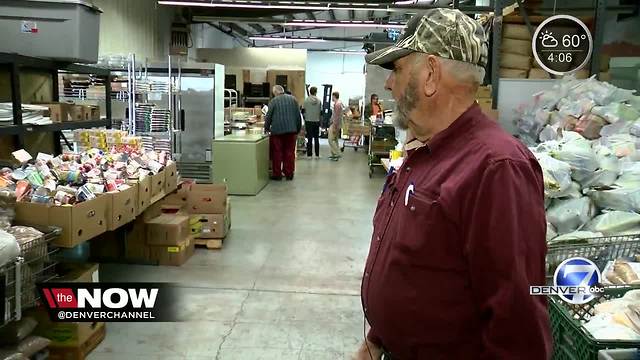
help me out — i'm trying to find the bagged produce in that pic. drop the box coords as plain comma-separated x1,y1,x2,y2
592,103,640,124
578,145,620,188
616,160,640,188
585,211,640,235
547,230,603,245
588,187,640,213
546,197,594,234
549,143,598,181
575,113,606,140
539,125,559,142
534,152,572,197
584,313,640,341
0,230,19,267
554,181,582,199
601,134,637,157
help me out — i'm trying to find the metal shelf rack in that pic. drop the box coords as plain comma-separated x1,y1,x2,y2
0,52,113,154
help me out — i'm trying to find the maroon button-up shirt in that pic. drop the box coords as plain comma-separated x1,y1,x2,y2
362,104,552,360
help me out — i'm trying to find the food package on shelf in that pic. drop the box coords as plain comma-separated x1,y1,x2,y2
585,211,640,235
546,197,594,234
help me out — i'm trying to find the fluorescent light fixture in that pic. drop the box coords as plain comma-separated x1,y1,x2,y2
285,21,406,29
249,36,328,42
327,50,367,55
157,1,406,12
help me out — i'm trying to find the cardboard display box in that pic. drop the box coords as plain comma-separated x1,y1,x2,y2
47,322,106,360
164,161,178,193
146,214,190,246
101,184,137,231
56,262,99,283
192,199,231,239
147,235,194,266
130,176,152,216
150,169,166,198
15,196,108,248
125,217,148,261
186,184,228,214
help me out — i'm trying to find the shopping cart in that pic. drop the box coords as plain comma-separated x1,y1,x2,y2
368,124,397,178
341,121,369,152
1,224,60,327
546,233,640,284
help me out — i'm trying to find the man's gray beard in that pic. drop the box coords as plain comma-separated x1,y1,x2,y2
392,78,418,130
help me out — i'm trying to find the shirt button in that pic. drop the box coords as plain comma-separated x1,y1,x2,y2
410,205,416,211
365,272,369,277
390,201,394,207
406,166,411,172
376,236,381,242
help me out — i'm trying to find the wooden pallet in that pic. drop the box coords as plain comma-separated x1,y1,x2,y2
194,238,223,249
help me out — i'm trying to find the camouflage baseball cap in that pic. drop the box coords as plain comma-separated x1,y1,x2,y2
366,8,488,70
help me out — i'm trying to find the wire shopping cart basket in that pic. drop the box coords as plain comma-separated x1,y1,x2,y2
546,233,640,283
1,224,60,327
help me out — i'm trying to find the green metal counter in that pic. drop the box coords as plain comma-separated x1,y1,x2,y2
212,134,270,195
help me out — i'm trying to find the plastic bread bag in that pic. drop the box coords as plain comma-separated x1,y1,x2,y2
553,181,582,199
546,196,595,234
0,230,19,268
588,187,640,213
15,336,49,358
585,211,640,235
578,145,620,188
533,152,572,198
539,124,559,142
601,134,638,158
613,261,640,284
557,97,595,118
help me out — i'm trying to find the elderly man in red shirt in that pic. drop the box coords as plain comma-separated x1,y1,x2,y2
354,8,552,360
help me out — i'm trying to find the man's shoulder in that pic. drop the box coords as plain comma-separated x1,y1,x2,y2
468,114,534,165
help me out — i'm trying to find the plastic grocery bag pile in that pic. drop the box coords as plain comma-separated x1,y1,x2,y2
584,289,640,341
516,75,640,146
533,130,640,244
519,77,640,244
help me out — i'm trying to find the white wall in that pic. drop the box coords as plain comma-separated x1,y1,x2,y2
94,0,173,61
196,48,307,69
306,52,366,104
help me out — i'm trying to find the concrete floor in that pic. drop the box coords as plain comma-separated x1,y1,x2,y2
90,143,384,360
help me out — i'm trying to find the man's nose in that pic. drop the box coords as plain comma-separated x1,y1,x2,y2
384,73,394,91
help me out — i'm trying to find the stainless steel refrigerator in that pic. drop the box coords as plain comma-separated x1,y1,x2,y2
147,62,224,183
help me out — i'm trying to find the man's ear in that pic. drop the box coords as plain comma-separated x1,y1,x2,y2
424,55,440,97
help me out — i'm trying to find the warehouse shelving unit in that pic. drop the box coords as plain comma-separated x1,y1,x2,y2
0,53,113,154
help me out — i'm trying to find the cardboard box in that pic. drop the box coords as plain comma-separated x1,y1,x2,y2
502,38,532,56
186,184,228,214
192,198,231,239
48,323,106,360
150,169,166,198
147,236,194,266
125,217,148,260
500,52,531,70
68,105,85,122
43,103,71,123
146,214,190,246
56,263,100,283
88,105,100,120
129,176,152,216
26,307,105,351
476,85,492,99
102,184,137,231
15,196,108,248
503,24,532,40
164,161,178,193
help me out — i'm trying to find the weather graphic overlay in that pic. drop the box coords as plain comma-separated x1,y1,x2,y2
532,14,593,76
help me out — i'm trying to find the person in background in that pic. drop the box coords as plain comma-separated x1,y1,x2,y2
303,86,322,158
364,94,384,121
328,91,344,161
353,8,551,360
264,85,302,181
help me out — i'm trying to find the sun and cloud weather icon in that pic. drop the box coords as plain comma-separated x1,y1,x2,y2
540,30,558,48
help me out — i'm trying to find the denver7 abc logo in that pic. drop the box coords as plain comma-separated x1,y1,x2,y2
530,257,604,304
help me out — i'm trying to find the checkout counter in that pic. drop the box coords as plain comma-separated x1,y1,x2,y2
212,134,270,195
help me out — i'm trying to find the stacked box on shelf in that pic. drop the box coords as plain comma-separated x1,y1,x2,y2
187,184,231,245
500,23,534,79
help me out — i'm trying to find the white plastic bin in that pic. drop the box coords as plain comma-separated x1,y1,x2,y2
0,0,102,63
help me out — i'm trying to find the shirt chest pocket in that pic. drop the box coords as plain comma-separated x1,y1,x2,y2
392,191,463,270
